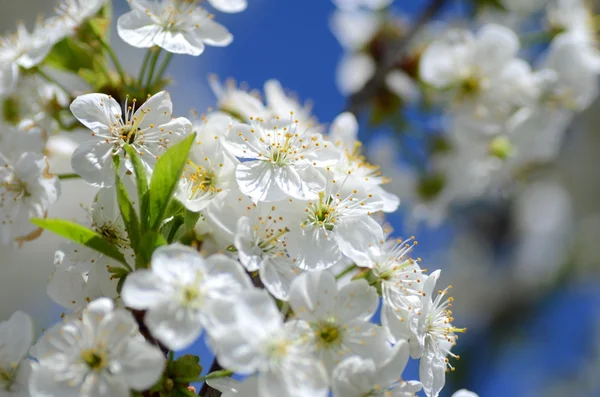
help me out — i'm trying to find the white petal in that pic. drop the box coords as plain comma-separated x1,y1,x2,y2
120,339,166,390
135,91,173,129
331,356,375,397
153,30,204,56
117,11,162,49
473,24,520,76
204,253,252,289
419,349,446,397
222,123,264,158
336,53,376,95
121,270,170,310
335,215,384,267
145,302,203,351
376,340,412,386
285,227,342,270
0,311,34,365
236,161,288,202
274,165,325,200
208,0,247,13
335,279,379,322
195,18,233,46
288,270,337,322
150,244,206,284
419,29,474,88
259,257,300,301
71,140,115,187
329,112,358,149
451,389,479,397
70,93,121,135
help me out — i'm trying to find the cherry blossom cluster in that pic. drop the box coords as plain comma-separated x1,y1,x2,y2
0,1,484,397
332,0,600,225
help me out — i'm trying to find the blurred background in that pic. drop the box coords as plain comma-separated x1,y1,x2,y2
1,0,600,396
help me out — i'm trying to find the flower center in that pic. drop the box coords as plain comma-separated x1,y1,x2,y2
187,162,218,195
0,367,16,391
459,75,481,97
318,324,340,344
2,177,30,199
81,349,106,371
119,124,137,144
306,193,336,231
183,286,199,303
95,223,128,248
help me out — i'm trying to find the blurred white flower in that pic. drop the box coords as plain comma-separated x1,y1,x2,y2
0,152,60,246
122,244,251,350
30,298,165,397
207,290,328,397
331,341,422,397
0,22,56,96
0,311,34,397
118,0,232,56
208,0,247,13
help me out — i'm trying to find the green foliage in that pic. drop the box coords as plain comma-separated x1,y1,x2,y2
31,218,129,268
136,231,167,269
148,134,195,231
124,145,150,230
114,172,141,253
150,355,203,397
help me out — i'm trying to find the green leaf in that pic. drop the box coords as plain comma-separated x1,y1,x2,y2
124,145,150,230
114,172,141,254
148,134,195,231
162,214,185,243
31,218,128,268
184,209,201,230
135,231,167,269
172,355,202,380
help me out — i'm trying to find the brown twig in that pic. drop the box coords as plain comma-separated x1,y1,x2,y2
345,0,448,116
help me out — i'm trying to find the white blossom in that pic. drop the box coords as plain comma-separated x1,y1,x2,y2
328,112,400,212
69,91,192,187
288,270,391,372
121,243,252,351
205,191,302,300
30,298,165,397
0,311,34,397
176,114,238,212
0,152,60,246
382,270,465,397
117,0,233,56
207,290,328,397
0,22,55,97
331,341,422,397
284,180,385,269
46,0,107,42
221,118,339,202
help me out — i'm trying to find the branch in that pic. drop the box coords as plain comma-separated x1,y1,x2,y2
344,0,448,116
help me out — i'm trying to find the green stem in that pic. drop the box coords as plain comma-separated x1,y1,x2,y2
153,52,173,87
145,48,162,93
97,35,128,84
35,68,71,96
138,49,152,86
335,264,357,280
57,173,81,180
